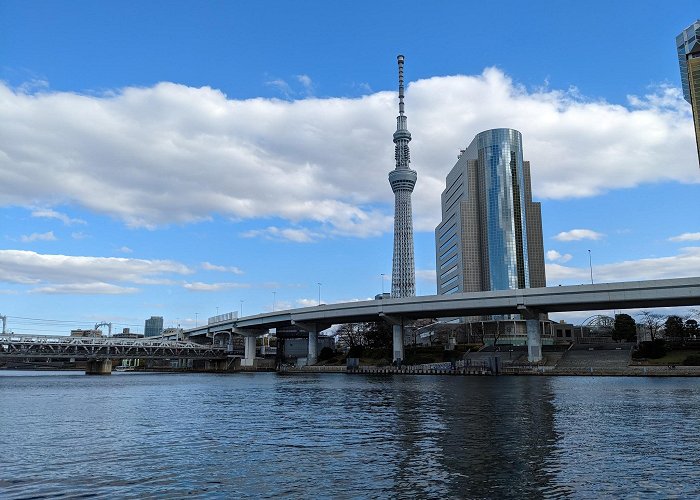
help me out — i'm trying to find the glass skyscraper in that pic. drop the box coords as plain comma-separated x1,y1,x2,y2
435,129,545,295
677,20,700,166
144,316,164,337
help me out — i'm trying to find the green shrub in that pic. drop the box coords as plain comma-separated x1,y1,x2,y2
683,354,700,366
633,339,667,359
347,345,364,358
317,346,335,362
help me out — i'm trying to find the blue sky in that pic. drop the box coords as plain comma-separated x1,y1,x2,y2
1,0,699,334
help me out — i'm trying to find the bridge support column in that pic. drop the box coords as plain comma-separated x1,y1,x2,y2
526,319,542,363
85,359,112,375
243,335,257,367
307,327,318,365
392,324,404,365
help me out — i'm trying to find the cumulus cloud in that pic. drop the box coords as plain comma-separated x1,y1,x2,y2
31,208,85,226
546,246,700,284
201,262,244,274
118,246,133,254
546,249,573,263
183,281,249,292
20,231,56,242
0,250,192,293
553,229,604,242
1,69,697,239
669,232,700,242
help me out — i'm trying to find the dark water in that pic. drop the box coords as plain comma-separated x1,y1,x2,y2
1,372,699,499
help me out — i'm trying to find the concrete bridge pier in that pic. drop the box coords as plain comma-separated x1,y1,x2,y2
242,334,257,367
308,327,318,365
519,306,542,363
392,324,404,365
85,359,112,375
380,313,405,365
291,321,330,366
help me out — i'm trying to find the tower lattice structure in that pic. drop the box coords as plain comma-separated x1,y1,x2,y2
389,55,417,298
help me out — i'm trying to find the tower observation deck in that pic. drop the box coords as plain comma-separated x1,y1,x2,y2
389,54,417,299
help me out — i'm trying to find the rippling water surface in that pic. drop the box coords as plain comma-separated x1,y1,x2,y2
1,371,699,498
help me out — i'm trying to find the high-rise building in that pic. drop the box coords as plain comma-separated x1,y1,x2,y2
677,20,700,166
144,316,164,337
389,55,417,299
435,129,545,295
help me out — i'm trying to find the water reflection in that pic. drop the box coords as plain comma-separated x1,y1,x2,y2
1,372,699,498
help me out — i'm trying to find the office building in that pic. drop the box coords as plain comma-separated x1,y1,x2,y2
435,128,545,295
677,20,700,166
144,316,164,337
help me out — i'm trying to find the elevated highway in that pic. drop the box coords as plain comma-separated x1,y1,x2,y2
186,277,700,365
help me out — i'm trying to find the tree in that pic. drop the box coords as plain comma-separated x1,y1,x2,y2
664,315,686,339
637,311,664,341
685,319,699,338
612,313,637,342
335,322,367,349
364,321,392,349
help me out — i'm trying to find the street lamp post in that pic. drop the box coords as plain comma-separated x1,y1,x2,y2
195,312,198,327
317,282,322,306
588,249,594,285
381,273,385,295
240,300,244,317
272,291,276,312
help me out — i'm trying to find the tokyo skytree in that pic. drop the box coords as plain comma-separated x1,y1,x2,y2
389,55,417,298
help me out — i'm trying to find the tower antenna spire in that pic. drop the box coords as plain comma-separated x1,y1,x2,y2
398,54,405,116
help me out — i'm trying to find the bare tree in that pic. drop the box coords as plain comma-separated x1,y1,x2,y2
335,323,366,349
637,311,664,341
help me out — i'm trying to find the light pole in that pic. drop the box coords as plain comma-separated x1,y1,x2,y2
588,249,594,284
240,300,244,317
272,291,276,312
195,312,198,327
317,282,322,306
216,306,219,316
381,273,385,295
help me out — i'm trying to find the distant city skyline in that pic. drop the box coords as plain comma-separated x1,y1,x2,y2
0,2,699,333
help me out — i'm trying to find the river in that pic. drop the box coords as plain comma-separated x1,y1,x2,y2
1,371,699,498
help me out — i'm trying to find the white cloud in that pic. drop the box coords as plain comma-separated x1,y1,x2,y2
546,246,700,284
201,262,244,274
265,78,293,98
297,298,320,307
546,250,573,263
553,229,604,242
669,232,700,242
183,281,249,292
1,69,696,238
20,231,56,242
0,250,192,293
296,74,314,95
416,269,437,282
118,246,133,254
241,226,325,243
30,208,85,226
30,283,138,295
71,232,88,240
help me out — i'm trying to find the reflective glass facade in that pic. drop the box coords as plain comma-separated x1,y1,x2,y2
435,129,545,295
677,20,700,165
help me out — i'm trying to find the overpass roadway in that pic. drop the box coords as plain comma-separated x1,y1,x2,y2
186,276,700,365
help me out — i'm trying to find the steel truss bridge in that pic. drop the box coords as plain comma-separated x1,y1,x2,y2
0,334,228,361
